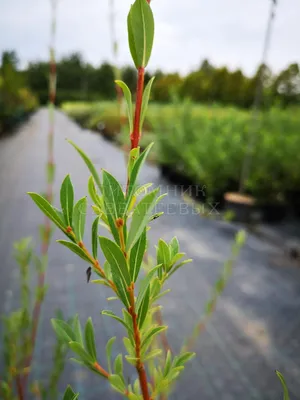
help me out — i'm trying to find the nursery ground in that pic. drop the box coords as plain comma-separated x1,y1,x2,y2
1,109,300,400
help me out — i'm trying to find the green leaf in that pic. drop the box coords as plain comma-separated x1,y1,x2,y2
163,350,172,377
109,374,126,394
60,175,74,227
73,197,87,241
102,170,126,221
68,341,94,364
168,259,193,278
115,80,133,133
126,143,154,206
127,147,140,179
140,76,155,132
102,310,132,334
169,237,179,258
114,354,124,378
157,239,171,272
73,315,84,347
99,237,131,285
85,317,97,361
88,176,102,207
130,229,146,282
137,285,150,328
123,337,135,357
127,188,159,251
142,348,162,362
91,217,99,259
51,319,75,343
28,192,66,232
106,336,116,374
276,371,290,400
127,0,155,68
141,326,168,353
62,385,79,400
57,240,91,263
112,274,131,308
174,352,195,367
136,264,161,311
68,140,102,192
134,183,153,197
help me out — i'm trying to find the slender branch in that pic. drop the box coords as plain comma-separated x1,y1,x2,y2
16,375,24,400
131,67,145,149
93,362,110,379
129,285,151,400
21,2,58,397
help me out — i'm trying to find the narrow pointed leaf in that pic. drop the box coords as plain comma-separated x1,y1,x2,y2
73,197,87,241
91,217,99,259
28,192,66,231
106,336,116,374
126,143,154,207
63,386,79,400
142,349,162,362
85,318,97,362
57,240,91,263
127,147,140,179
140,77,155,132
73,314,84,346
174,352,196,367
68,342,94,364
141,326,168,353
102,310,132,333
114,354,124,378
60,175,74,227
127,188,159,251
109,374,126,394
129,229,146,282
157,239,171,272
137,285,150,328
136,264,161,311
115,80,133,132
99,237,131,285
102,170,126,221
51,319,75,343
168,259,193,278
169,237,179,258
68,140,102,192
276,371,290,400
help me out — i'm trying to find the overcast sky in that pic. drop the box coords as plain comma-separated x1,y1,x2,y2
0,0,299,76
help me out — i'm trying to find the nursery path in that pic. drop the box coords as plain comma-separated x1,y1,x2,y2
1,109,300,400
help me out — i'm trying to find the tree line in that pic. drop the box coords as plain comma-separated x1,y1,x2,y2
2,50,300,109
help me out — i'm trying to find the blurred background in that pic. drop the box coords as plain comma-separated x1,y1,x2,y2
1,0,300,399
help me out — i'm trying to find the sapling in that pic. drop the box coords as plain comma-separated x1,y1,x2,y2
28,1,197,398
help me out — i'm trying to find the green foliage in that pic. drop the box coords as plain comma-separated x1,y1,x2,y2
62,385,79,400
1,239,68,400
127,0,155,69
0,50,38,134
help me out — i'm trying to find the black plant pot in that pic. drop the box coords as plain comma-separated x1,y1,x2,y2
224,192,257,223
260,202,288,223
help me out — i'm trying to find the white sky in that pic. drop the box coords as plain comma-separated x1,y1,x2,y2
0,0,299,76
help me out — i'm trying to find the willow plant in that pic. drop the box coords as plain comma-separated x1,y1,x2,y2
28,1,196,399
27,1,292,399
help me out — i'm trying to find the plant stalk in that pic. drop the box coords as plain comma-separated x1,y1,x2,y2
129,287,151,400
21,2,58,397
131,67,145,149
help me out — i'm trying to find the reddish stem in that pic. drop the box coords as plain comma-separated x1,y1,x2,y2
16,376,24,400
129,287,151,400
131,67,145,149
